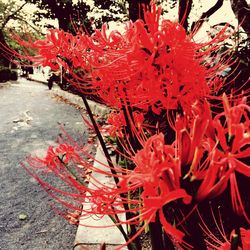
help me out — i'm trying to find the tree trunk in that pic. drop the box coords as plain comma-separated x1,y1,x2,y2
56,2,73,31
127,0,150,22
0,29,9,67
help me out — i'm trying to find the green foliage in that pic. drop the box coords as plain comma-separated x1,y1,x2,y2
0,0,43,67
0,1,30,31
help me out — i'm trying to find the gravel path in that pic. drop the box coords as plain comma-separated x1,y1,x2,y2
0,78,88,250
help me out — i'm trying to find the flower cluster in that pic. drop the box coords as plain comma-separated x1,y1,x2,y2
176,95,250,217
9,3,230,115
107,110,144,138
22,93,249,249
6,1,250,250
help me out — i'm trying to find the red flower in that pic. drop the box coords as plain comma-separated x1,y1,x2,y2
8,3,231,114
118,133,191,245
241,228,250,249
106,111,126,138
198,207,250,250
106,110,144,138
24,132,192,247
174,94,250,221
175,100,215,180
7,2,248,249
195,94,250,221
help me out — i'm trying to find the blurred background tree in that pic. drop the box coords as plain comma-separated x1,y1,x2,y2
26,0,91,32
27,0,127,33
0,1,28,66
90,0,127,29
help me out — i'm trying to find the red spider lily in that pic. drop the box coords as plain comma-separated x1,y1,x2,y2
194,94,250,221
198,206,250,250
118,133,192,247
4,1,249,249
36,144,82,170
240,228,250,249
107,110,144,138
24,141,132,216
5,2,232,114
174,93,250,223
83,10,230,113
107,111,126,138
23,130,193,248
175,100,215,180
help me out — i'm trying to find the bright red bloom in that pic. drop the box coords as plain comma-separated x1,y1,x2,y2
175,99,215,180
119,133,191,246
24,141,126,214
7,2,249,249
174,94,250,221
107,111,126,138
42,144,81,167
8,3,231,114
22,94,250,248
106,110,144,138
240,228,250,249
191,95,250,221
23,132,192,248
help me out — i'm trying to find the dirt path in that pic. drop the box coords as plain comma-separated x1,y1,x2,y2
0,78,88,250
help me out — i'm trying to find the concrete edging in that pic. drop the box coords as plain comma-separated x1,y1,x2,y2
74,146,127,249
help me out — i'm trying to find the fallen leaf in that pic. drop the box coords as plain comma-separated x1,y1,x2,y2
18,212,28,221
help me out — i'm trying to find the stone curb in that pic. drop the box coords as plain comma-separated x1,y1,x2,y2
0,81,12,88
74,146,127,250
50,86,110,119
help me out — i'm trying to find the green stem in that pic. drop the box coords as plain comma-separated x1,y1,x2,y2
109,213,130,243
57,156,86,187
230,226,242,250
81,95,120,185
149,212,165,250
81,96,141,249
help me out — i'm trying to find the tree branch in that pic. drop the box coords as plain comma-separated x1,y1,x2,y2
230,0,250,37
13,16,45,35
191,0,224,33
1,2,28,30
178,0,193,31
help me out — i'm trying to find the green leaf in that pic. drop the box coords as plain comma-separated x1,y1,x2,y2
118,160,127,167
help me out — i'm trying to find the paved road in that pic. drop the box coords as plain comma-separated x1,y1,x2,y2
0,78,88,250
